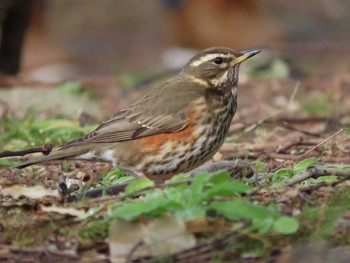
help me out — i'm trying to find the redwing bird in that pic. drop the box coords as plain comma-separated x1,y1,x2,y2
15,47,260,180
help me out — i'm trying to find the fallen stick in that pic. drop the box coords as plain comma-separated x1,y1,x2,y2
277,166,350,188
0,143,53,158
78,160,254,201
269,128,344,173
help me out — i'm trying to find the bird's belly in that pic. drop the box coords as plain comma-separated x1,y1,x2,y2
122,114,232,180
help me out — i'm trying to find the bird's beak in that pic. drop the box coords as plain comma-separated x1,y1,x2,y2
233,49,261,64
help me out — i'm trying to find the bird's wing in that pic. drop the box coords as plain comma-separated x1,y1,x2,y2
60,76,206,148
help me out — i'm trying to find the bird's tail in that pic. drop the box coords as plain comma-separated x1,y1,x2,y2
13,145,90,169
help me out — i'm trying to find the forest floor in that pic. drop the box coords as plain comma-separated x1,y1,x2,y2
1,48,350,262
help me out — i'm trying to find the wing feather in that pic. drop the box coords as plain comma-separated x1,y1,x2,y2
60,75,206,148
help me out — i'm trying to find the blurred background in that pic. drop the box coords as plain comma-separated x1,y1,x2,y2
1,0,349,80
1,0,350,121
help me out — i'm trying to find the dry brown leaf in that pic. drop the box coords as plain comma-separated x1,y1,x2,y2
109,215,196,262
41,205,87,217
143,214,196,257
109,218,148,263
1,184,60,199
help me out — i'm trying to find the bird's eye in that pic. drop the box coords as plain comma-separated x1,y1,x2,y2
213,57,224,65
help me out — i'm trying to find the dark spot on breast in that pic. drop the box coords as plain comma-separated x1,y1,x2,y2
163,152,172,159
178,152,187,159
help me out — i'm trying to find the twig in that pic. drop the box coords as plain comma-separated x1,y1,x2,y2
82,182,130,198
281,122,320,137
77,160,253,201
265,153,350,164
82,179,193,203
277,166,350,188
171,231,238,262
300,181,329,193
277,137,304,153
269,128,344,173
0,244,79,262
287,128,343,160
126,240,144,263
267,153,309,161
331,178,349,187
0,143,53,158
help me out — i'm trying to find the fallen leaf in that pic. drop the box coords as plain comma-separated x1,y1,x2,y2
109,218,149,263
1,184,60,199
41,205,87,217
143,214,196,256
109,214,196,262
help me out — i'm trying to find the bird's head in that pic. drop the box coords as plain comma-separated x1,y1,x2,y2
183,47,260,88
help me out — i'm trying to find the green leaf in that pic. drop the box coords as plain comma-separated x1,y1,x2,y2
110,201,150,221
208,200,275,221
166,173,191,183
207,171,230,184
110,176,135,185
270,168,295,183
205,180,252,199
110,196,180,221
320,164,350,169
191,173,210,193
189,173,210,205
124,178,154,193
294,157,319,172
273,216,299,234
252,160,266,172
175,206,206,220
163,187,183,202
103,169,125,181
274,168,295,177
100,168,131,185
208,200,279,233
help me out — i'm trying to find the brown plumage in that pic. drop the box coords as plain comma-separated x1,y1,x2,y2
15,47,260,180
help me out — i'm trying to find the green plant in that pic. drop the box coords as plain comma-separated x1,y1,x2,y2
109,172,299,235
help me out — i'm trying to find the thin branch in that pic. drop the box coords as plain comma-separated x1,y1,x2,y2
276,166,350,188
171,231,238,262
0,143,53,158
126,240,144,263
287,128,344,161
82,179,193,203
0,244,79,262
269,128,344,173
82,182,130,199
77,160,253,201
277,137,304,153
281,122,321,137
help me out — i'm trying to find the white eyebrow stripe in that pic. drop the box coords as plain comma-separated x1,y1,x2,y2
190,53,231,67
